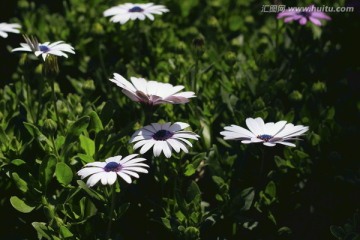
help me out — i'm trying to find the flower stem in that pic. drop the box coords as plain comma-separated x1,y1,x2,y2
106,184,116,239
192,54,200,93
50,77,64,134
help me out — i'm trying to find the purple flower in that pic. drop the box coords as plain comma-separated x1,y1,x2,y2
277,5,331,26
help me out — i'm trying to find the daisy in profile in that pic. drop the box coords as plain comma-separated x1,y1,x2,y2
104,3,169,24
109,73,196,105
130,122,199,158
220,117,309,147
77,154,149,187
0,22,21,38
12,35,75,61
277,5,331,26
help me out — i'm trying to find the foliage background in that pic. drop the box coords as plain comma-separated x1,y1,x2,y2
0,0,359,239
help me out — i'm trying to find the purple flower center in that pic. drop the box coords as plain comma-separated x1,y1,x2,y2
298,12,312,18
129,6,144,12
153,130,174,141
104,162,122,172
39,45,50,53
257,134,273,142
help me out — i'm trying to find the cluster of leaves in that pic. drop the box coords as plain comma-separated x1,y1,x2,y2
0,0,359,239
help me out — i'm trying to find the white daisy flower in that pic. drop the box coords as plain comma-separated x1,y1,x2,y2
109,73,196,105
220,117,309,147
104,3,169,24
12,35,75,61
130,122,200,158
0,22,21,38
77,154,149,187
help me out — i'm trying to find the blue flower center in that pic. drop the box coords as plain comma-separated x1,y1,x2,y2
104,162,122,172
153,130,174,141
257,134,273,142
298,12,312,18
129,6,144,12
39,45,50,52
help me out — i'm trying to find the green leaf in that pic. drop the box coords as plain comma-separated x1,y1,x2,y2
278,226,292,236
89,111,103,133
23,122,51,146
77,180,105,201
11,172,28,193
268,211,277,225
77,153,94,163
60,226,73,238
200,118,211,149
78,197,97,219
39,155,57,188
66,116,90,137
0,127,10,142
161,218,171,230
63,117,90,157
310,132,321,146
55,162,73,186
79,135,95,156
184,163,196,176
265,181,276,198
116,203,131,219
326,107,335,120
240,187,255,211
229,15,243,31
10,196,35,213
212,176,225,186
186,181,201,203
330,225,346,239
184,226,200,239
55,136,65,150
99,101,114,127
179,0,199,17
32,222,52,240
11,159,26,166
175,210,186,222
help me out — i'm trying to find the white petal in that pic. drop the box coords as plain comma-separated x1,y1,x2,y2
173,133,199,140
245,118,262,136
169,122,189,132
86,172,105,187
153,141,164,157
162,141,172,158
119,154,138,164
250,137,263,143
117,172,132,183
131,77,148,93
173,137,192,147
123,166,149,173
140,140,156,154
121,157,147,166
277,141,296,147
133,140,150,150
167,138,181,153
77,167,103,178
107,172,118,185
267,121,287,136
263,142,276,147
170,139,189,153
121,170,139,178
151,123,162,132
85,162,106,167
105,156,122,163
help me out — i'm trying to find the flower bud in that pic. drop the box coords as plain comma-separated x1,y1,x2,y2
312,81,326,93
289,90,303,101
43,55,59,77
42,118,57,136
224,51,237,66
